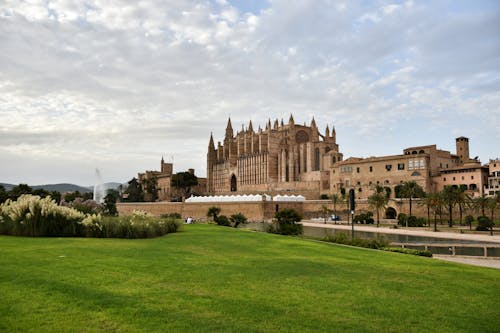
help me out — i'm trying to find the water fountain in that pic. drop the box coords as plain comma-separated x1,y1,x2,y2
93,168,106,204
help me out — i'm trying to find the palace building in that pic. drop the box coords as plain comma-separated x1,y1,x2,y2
330,136,489,199
207,116,343,199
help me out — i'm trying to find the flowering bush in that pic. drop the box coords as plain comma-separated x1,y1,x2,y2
0,195,179,238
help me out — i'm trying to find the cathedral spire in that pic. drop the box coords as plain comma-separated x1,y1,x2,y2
311,117,317,128
248,120,254,132
280,118,284,127
273,119,279,129
209,132,215,151
225,117,233,139
325,125,330,138
289,114,294,125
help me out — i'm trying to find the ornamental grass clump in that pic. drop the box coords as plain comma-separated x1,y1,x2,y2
0,196,179,238
84,210,180,239
0,194,86,236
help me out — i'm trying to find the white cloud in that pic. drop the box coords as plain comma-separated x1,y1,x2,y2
0,0,498,185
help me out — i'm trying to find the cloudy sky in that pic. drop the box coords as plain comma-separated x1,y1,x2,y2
1,0,499,186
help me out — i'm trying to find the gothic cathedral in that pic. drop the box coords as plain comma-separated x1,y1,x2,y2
207,115,343,199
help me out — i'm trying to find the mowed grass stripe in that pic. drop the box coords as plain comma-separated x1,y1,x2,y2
0,224,498,332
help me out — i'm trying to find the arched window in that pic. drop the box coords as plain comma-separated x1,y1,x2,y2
230,174,237,192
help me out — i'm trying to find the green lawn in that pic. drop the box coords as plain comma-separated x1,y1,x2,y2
1,224,498,333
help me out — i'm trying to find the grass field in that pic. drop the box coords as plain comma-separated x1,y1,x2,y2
1,224,499,332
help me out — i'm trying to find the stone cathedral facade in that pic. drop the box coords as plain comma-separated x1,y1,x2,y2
207,115,343,199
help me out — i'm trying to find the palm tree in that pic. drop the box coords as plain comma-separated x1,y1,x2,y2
400,181,425,217
321,205,332,224
487,198,497,235
368,187,389,228
207,206,221,222
427,192,442,232
331,193,342,223
473,195,489,217
419,193,436,227
441,186,458,227
455,187,472,226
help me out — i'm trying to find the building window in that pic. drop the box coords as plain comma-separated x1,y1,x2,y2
369,166,373,172
409,160,414,170
385,164,392,171
443,178,446,181
356,167,360,173
419,159,425,169
356,181,361,186
453,177,456,181
462,176,464,180
471,175,474,180
398,163,405,170
369,181,372,186
384,180,390,185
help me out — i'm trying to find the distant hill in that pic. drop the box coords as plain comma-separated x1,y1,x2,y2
1,182,125,193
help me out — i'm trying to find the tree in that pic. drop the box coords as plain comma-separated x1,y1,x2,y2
103,189,119,216
368,185,389,227
455,188,471,226
33,188,50,198
124,178,144,202
427,192,443,232
331,193,342,222
473,195,489,217
273,208,303,235
142,176,158,202
400,181,425,217
0,185,8,204
9,183,33,200
486,197,497,235
230,213,247,228
207,206,221,222
321,205,332,224
49,191,62,204
171,171,198,199
441,186,458,227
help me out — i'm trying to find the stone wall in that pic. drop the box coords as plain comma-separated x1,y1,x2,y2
117,201,303,221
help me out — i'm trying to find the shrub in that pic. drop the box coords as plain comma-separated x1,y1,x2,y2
161,212,182,219
382,247,433,257
0,195,86,237
0,195,179,239
83,212,179,238
216,215,231,226
230,213,247,228
397,213,407,225
397,214,424,227
476,216,494,231
324,233,388,249
353,212,374,224
464,215,474,226
269,209,303,235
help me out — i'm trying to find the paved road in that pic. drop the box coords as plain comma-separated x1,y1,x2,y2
432,255,500,269
302,221,500,244
302,221,500,269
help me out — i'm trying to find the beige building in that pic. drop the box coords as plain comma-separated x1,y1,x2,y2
207,116,343,199
485,159,500,197
434,161,489,197
330,137,487,199
138,158,207,201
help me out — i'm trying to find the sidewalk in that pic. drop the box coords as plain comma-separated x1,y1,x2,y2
301,221,500,244
432,255,500,269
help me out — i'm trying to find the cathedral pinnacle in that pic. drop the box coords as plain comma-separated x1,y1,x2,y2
225,117,233,139
311,117,317,128
325,125,330,137
209,132,215,150
289,114,295,125
248,120,254,132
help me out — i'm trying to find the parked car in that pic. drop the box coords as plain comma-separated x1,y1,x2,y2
330,214,340,221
